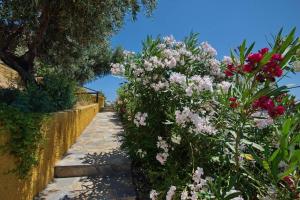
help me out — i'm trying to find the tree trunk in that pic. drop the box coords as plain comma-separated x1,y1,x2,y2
0,51,35,85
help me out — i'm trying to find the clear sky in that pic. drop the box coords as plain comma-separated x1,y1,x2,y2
85,0,300,102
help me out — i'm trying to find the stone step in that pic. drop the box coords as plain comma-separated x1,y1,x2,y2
101,106,115,112
55,157,131,178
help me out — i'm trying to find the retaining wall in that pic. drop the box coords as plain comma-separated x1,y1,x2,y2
0,104,98,200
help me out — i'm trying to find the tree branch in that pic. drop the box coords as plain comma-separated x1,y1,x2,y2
23,0,51,69
0,51,34,84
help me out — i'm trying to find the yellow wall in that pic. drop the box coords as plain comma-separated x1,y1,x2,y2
0,104,98,200
98,96,105,111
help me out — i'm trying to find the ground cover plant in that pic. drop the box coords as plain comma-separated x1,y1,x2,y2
113,29,300,199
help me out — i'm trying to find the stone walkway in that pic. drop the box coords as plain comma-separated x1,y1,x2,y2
37,111,136,200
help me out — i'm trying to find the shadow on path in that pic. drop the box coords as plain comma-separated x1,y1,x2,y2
60,150,136,200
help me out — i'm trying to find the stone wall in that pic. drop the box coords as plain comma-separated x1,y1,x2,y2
0,61,21,88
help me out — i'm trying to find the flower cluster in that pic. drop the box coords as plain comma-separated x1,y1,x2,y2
217,81,232,93
156,136,170,165
185,75,213,96
252,111,274,129
150,189,159,200
169,72,187,85
111,63,125,76
133,112,148,127
245,48,283,82
175,107,216,135
229,97,239,108
252,96,285,118
224,48,284,82
166,186,176,200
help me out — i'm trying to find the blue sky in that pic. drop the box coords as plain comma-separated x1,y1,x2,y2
86,0,300,101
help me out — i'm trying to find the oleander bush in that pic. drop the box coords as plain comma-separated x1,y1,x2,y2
113,30,300,199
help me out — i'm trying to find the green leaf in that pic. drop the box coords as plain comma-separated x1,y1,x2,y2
278,27,296,54
290,149,300,162
278,161,298,179
239,40,247,64
280,43,300,68
269,149,280,162
241,139,264,151
245,42,255,57
224,191,242,200
291,134,300,144
282,118,292,136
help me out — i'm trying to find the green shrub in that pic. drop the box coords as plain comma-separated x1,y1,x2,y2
0,88,20,105
12,83,54,113
5,73,77,113
0,103,47,178
43,73,77,111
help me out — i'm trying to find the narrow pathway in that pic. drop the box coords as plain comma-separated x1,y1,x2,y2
37,111,136,200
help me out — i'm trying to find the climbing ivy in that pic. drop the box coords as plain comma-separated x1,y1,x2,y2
0,103,48,178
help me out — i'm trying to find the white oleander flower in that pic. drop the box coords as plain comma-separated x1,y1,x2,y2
156,152,169,165
293,60,300,72
222,56,233,64
110,63,125,75
181,190,188,200
217,81,232,93
150,190,158,200
169,72,186,85
192,167,204,184
134,112,148,127
200,41,217,57
166,186,176,200
252,111,274,129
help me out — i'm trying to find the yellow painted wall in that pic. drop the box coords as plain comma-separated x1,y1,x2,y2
0,104,98,200
98,96,105,111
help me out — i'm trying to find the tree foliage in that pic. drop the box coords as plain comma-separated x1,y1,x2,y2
0,0,156,84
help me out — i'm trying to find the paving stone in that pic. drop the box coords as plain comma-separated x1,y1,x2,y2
37,111,136,200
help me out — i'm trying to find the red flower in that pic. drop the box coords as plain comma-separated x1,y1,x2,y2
224,70,234,77
229,97,237,102
227,64,236,71
283,176,295,190
275,105,285,115
247,53,263,63
253,96,285,118
243,64,253,73
224,64,236,77
274,66,283,77
254,96,275,110
229,97,239,108
259,48,269,55
271,53,283,62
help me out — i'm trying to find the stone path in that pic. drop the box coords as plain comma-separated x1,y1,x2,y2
36,111,136,200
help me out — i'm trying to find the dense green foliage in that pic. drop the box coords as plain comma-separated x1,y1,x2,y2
0,0,157,84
